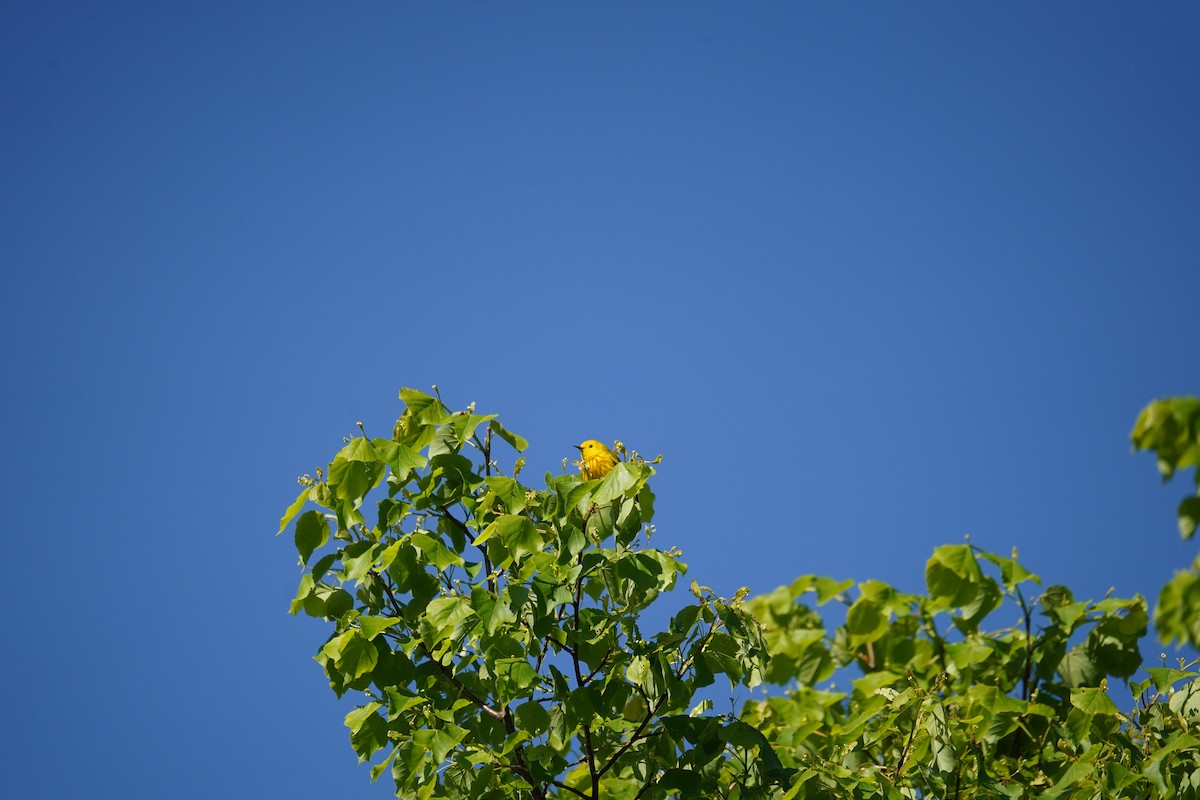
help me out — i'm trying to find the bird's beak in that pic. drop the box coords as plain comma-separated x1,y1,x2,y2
573,445,583,452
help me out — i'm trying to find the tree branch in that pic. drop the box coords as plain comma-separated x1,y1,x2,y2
370,571,507,724
596,712,663,780
1016,585,1034,702
551,779,590,800
437,504,496,594
571,561,600,798
895,710,920,777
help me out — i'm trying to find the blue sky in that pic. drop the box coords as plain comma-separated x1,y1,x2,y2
3,3,1197,797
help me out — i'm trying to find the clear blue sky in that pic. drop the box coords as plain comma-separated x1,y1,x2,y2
3,3,1197,796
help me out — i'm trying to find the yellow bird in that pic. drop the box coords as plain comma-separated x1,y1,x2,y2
575,439,619,481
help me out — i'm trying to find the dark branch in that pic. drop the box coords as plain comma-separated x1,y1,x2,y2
551,780,590,800
572,553,600,798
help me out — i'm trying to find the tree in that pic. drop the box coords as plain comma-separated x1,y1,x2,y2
282,389,772,798
282,389,1200,798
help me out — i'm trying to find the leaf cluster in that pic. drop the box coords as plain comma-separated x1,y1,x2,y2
1132,396,1200,541
281,389,773,799
1132,396,1200,648
744,545,1200,798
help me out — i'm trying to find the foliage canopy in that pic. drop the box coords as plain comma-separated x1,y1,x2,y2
281,389,1200,798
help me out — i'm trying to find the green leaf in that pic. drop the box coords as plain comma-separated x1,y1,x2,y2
494,658,541,703
1059,642,1101,688
471,586,517,636
410,532,465,571
488,419,528,452
514,701,550,733
359,615,402,641
1041,584,1075,611
925,700,957,776
813,576,855,604
340,437,378,462
1146,666,1198,692
329,446,384,502
1047,744,1101,795
592,462,640,505
385,687,427,718
345,702,389,762
925,544,984,609
625,694,651,722
945,642,992,671
368,746,399,783
1148,731,1200,762
279,487,311,534
314,586,354,619
1168,681,1200,717
341,539,380,583
1087,607,1147,679
309,552,337,583
419,596,476,658
566,686,597,723
412,724,468,765
323,630,379,680
374,439,427,483
427,425,460,459
399,387,451,425
636,484,656,525
1071,686,1121,716
701,631,744,685
289,573,315,616
626,655,652,692
955,574,1002,632
294,510,330,566
1179,496,1200,540
482,476,527,514
374,540,404,573
978,550,1041,590
477,514,543,564
845,597,888,644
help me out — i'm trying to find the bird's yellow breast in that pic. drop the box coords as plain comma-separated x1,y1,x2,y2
577,439,618,480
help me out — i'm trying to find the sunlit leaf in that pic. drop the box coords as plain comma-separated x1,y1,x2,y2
1070,686,1120,716
279,487,310,534
488,419,528,452
359,615,402,641
399,388,451,425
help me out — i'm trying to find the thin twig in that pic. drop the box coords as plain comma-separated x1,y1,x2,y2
437,504,496,594
571,555,600,798
895,710,921,776
1016,585,1033,702
596,703,664,779
550,780,590,800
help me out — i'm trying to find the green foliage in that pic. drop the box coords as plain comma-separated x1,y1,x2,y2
283,390,1200,798
1133,396,1200,648
1132,396,1200,540
283,390,770,799
745,544,1200,798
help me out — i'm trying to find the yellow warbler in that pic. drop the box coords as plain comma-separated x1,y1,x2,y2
575,439,618,480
